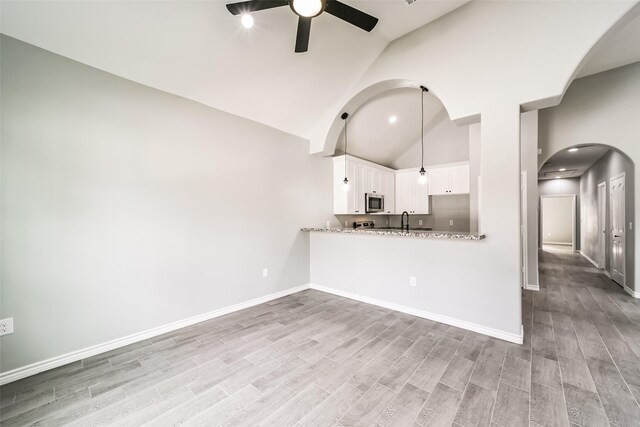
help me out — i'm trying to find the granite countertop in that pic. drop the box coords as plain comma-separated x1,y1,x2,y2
301,227,485,240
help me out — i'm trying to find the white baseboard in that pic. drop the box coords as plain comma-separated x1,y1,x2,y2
624,285,640,298
578,250,599,268
0,284,310,386
309,284,523,344
604,270,612,279
524,283,540,291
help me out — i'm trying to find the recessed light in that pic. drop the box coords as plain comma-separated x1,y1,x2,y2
555,176,562,179
388,115,397,124
559,168,566,172
568,148,578,152
241,14,254,29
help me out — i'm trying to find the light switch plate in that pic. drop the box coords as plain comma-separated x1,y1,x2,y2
449,220,454,226
409,276,417,287
262,268,269,278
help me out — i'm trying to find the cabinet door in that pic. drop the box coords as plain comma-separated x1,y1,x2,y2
428,167,450,195
450,164,470,194
346,160,357,213
363,166,374,195
395,171,415,214
371,169,383,194
414,177,430,214
383,172,395,214
354,163,366,214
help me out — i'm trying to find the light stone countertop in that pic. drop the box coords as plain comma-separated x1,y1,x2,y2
301,227,485,240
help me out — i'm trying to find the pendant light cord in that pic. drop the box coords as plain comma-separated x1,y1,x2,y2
419,86,428,173
342,112,349,180
421,88,424,169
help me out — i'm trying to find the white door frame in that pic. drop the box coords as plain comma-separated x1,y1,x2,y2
521,172,528,289
597,181,606,269
609,172,626,287
540,194,577,253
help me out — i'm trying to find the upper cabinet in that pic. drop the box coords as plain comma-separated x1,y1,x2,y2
395,170,430,214
333,156,395,215
427,162,470,195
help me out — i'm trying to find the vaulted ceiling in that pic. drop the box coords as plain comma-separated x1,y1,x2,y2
0,0,469,138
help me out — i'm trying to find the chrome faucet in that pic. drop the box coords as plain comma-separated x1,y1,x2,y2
401,211,409,232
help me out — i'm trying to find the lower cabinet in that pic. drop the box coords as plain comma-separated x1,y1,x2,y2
395,170,430,214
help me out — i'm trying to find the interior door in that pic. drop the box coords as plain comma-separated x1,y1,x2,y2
610,173,625,285
597,182,606,269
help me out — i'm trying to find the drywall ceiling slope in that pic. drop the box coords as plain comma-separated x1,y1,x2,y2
538,145,609,180
335,88,445,167
577,12,640,78
0,0,469,138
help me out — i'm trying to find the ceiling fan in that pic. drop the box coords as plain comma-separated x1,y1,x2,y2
226,0,379,53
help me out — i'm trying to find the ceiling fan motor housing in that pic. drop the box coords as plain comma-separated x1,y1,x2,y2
289,0,327,18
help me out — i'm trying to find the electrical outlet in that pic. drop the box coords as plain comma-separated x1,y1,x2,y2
409,276,417,287
0,318,14,336
630,222,633,230
386,220,389,225
326,220,331,229
449,220,454,226
419,220,423,225
262,268,269,278
345,221,348,227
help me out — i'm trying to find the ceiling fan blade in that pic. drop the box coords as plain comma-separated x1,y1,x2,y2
226,0,288,15
324,1,378,32
295,17,312,53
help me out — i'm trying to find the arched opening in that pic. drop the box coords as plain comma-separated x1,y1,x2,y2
538,144,635,293
329,85,479,234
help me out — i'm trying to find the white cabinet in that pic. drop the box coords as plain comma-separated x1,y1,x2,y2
395,170,430,214
427,162,470,195
381,171,395,214
333,156,395,215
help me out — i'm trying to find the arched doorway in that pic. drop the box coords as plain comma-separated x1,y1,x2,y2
538,144,635,292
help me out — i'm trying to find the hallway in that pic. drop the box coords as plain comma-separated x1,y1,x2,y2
527,249,640,426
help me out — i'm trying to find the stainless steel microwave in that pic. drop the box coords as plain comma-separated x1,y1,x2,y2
365,193,384,213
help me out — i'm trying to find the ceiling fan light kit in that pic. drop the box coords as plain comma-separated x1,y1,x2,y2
226,0,378,53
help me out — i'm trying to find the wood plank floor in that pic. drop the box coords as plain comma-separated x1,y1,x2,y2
2,249,640,426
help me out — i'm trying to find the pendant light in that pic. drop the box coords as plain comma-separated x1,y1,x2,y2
418,86,429,185
341,112,350,191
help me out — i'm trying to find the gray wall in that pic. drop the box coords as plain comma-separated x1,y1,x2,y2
580,150,634,286
538,178,581,250
541,197,574,244
0,36,334,373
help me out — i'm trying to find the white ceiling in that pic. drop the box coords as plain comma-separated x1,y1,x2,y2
577,12,640,78
335,87,446,167
0,0,469,138
538,145,610,181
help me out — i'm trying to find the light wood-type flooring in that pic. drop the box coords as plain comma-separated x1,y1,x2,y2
2,249,640,426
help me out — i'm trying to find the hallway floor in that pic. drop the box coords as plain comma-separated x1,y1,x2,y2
528,249,640,426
